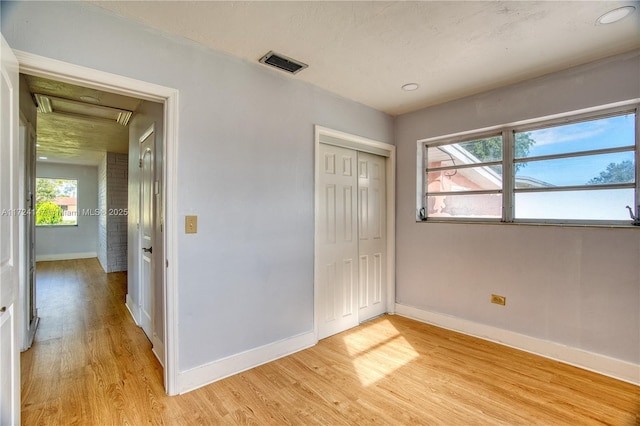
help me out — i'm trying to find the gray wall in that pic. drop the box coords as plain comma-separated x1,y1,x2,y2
35,162,99,260
395,50,640,365
1,1,394,372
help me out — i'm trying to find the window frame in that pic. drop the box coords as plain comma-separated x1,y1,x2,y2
35,177,79,227
417,101,640,226
422,131,504,222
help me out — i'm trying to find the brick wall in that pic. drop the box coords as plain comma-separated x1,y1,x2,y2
106,152,128,272
97,154,108,271
98,152,129,273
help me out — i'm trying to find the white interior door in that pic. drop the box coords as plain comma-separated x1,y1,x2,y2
139,125,155,341
317,144,359,339
0,34,22,425
357,152,387,321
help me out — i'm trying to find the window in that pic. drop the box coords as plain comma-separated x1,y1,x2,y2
35,178,78,226
419,105,639,225
424,135,503,219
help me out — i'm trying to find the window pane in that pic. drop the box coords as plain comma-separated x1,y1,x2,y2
515,189,634,221
515,151,635,188
457,137,502,163
515,113,635,159
427,136,502,168
428,165,502,193
427,193,502,218
36,178,78,226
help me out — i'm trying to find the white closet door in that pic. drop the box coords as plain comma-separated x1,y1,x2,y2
357,152,386,321
317,144,359,339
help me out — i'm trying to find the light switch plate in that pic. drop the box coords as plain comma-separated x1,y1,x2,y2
491,294,506,306
185,215,197,234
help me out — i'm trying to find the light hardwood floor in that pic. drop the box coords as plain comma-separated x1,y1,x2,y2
22,259,639,425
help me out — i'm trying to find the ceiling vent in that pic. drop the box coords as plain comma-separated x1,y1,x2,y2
259,51,308,74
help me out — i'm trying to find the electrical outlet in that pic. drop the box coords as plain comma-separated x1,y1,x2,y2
491,294,506,306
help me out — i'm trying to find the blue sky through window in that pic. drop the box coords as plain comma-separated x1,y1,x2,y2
514,113,636,221
517,114,635,186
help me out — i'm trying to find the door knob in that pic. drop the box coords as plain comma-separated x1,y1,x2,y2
142,247,153,254
0,306,6,314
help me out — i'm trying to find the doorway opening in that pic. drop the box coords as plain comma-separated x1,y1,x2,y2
15,51,179,395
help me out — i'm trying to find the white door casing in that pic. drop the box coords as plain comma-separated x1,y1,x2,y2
357,152,387,321
0,34,22,425
14,49,179,395
139,125,155,341
314,126,395,340
317,144,359,339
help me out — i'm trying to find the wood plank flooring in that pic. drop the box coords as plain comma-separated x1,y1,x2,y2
22,258,639,425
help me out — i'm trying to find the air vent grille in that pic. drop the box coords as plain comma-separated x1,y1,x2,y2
259,51,308,74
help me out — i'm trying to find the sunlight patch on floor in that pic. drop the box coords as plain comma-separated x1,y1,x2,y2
342,318,419,386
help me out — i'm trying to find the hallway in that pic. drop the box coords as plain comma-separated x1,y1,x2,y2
21,258,169,424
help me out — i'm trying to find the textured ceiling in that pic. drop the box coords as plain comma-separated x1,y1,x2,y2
25,75,140,166
89,0,640,115
30,1,640,165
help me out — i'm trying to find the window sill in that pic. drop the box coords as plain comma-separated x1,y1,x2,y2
416,219,640,229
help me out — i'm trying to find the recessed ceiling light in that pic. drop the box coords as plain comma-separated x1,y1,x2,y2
39,156,48,160
402,83,419,91
596,6,635,25
80,95,100,103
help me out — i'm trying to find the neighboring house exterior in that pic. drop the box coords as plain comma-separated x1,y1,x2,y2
54,196,77,215
426,144,551,218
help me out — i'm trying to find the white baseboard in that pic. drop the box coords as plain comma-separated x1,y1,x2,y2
36,252,97,262
395,303,640,386
153,334,165,367
126,295,164,367
179,331,317,394
125,294,140,325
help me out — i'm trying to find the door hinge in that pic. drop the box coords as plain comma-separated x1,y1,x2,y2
139,159,142,168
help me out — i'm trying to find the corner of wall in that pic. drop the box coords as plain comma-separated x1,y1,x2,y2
178,331,317,394
395,303,640,386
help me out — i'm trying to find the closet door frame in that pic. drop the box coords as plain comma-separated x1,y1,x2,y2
313,126,396,340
